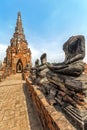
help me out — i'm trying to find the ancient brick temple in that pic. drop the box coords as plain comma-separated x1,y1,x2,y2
4,12,31,73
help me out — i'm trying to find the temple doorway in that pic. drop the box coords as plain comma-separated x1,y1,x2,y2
16,59,23,73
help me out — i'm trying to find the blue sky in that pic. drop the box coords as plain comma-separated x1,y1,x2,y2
0,0,87,63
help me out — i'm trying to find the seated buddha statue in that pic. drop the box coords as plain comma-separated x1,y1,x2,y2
47,35,85,76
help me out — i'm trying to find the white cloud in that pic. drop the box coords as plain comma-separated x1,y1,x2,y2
30,45,41,60
29,40,65,66
0,44,7,62
29,36,87,66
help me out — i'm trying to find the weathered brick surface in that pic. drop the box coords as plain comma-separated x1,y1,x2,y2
3,12,31,74
22,71,30,80
26,79,76,130
0,74,43,130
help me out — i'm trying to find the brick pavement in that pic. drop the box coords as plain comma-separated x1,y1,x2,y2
0,74,43,130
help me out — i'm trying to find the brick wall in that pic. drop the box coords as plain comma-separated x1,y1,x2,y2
22,71,30,80
0,70,11,82
26,79,75,130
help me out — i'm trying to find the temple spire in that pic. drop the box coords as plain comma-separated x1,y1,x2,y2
15,12,24,34
18,12,21,22
11,12,26,46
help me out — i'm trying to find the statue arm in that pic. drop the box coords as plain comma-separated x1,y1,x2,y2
65,53,85,64
37,65,47,71
46,63,68,70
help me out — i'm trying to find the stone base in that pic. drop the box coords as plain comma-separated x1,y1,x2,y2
46,72,87,129
63,105,87,130
53,97,87,130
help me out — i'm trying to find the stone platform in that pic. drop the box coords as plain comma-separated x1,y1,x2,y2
0,74,42,130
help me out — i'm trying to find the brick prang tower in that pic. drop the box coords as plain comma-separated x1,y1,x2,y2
5,12,31,73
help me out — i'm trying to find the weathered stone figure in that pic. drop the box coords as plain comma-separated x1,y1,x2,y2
40,53,47,65
47,35,85,76
37,53,48,76
35,59,39,67
35,53,49,85
30,35,87,129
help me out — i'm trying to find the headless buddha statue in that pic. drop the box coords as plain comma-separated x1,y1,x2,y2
47,35,85,76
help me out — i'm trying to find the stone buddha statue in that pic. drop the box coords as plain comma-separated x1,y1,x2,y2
47,35,85,76
40,53,47,65
35,59,39,67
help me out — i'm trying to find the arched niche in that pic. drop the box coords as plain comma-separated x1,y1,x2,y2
16,59,23,73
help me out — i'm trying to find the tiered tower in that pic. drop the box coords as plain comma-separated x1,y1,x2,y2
5,12,31,73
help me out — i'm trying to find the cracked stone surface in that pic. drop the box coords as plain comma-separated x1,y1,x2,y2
0,74,43,130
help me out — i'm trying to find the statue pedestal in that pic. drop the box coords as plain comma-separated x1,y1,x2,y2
46,72,87,129
63,105,87,130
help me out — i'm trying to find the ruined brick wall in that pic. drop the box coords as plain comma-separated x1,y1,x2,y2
26,79,75,130
4,12,32,74
22,71,30,80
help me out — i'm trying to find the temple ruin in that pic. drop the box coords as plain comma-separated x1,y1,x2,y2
4,12,31,74
1,12,87,130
